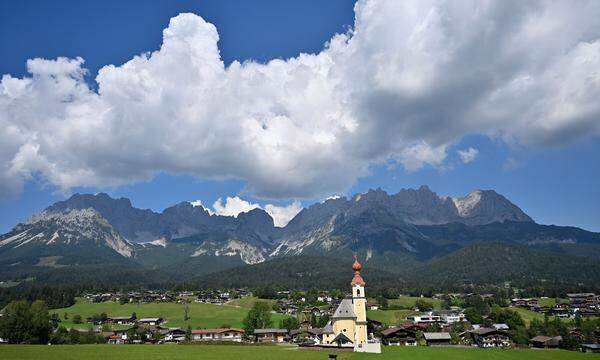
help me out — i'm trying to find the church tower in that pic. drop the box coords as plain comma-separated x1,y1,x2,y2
351,256,368,345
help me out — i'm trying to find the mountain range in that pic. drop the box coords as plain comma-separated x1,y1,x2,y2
2,186,600,289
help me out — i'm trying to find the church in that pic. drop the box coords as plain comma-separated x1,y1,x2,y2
321,257,381,353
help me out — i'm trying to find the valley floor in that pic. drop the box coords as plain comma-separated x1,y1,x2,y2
0,344,588,360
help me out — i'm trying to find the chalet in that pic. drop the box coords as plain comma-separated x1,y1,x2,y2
107,329,130,344
164,328,186,342
290,328,321,344
582,344,600,353
253,328,288,343
380,326,418,346
530,335,562,348
367,318,384,334
548,307,571,318
137,317,163,326
106,316,134,325
469,328,511,348
191,328,245,342
423,332,452,346
511,298,539,309
367,301,379,311
567,293,599,308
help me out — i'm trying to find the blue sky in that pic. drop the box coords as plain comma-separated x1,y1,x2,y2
0,0,599,232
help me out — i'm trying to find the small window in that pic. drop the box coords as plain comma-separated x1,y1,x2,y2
357,289,361,296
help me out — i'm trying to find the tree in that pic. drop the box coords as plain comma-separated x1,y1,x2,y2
50,326,69,344
131,312,137,321
0,300,32,343
30,300,51,344
185,325,192,342
73,314,82,324
184,305,190,321
243,301,272,336
464,307,483,324
68,328,81,344
279,317,300,332
415,299,434,312
376,295,389,310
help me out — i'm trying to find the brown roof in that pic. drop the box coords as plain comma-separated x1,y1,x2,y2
192,328,244,335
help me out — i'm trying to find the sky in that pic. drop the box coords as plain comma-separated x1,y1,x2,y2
0,0,599,232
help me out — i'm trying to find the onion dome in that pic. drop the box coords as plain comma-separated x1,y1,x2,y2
351,255,366,286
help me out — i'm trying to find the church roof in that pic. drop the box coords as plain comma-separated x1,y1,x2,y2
322,322,334,334
332,332,353,344
332,298,356,319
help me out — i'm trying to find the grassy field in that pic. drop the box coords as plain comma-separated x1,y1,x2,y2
387,296,442,310
0,344,588,360
538,298,569,307
225,296,276,309
53,298,287,330
366,309,417,325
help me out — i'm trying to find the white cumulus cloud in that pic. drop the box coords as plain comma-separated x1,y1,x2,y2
211,196,301,227
1,0,600,199
457,147,479,164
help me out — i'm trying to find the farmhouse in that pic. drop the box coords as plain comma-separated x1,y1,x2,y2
469,328,511,348
106,316,134,325
423,332,452,346
380,326,418,346
253,328,288,343
530,335,562,348
137,317,163,326
192,328,244,342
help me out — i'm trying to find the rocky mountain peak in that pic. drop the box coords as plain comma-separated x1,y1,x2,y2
452,189,533,225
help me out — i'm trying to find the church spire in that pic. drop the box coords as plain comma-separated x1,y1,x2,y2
351,254,366,286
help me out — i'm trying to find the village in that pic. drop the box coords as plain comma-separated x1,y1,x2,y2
42,264,600,354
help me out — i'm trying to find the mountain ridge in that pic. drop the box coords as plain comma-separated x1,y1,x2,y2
1,186,599,284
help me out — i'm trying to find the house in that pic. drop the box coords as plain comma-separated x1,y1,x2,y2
367,301,379,311
470,328,511,348
107,329,130,344
380,326,418,346
191,328,244,342
423,332,452,346
492,323,509,331
530,335,562,348
107,316,134,325
582,344,600,353
568,293,598,308
407,312,442,325
290,328,321,344
434,310,465,324
164,328,187,342
511,298,539,309
253,329,288,343
137,317,163,326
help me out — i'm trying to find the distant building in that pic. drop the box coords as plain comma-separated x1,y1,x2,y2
530,335,562,349
254,328,287,343
137,317,163,326
469,328,511,348
423,332,452,346
192,328,244,342
380,326,418,346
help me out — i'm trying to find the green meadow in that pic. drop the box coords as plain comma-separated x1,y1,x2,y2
53,297,287,330
0,344,588,360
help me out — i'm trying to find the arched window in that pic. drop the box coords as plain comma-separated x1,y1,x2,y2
357,289,361,296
